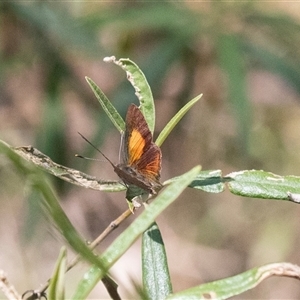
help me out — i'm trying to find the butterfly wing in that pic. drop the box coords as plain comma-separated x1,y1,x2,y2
124,104,161,181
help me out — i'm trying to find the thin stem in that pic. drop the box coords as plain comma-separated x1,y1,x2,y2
67,208,133,272
24,208,134,299
0,270,22,300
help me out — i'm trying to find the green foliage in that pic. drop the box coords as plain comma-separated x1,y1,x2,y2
142,222,172,300
86,76,125,133
2,2,300,299
227,170,300,200
72,165,200,299
166,263,300,300
48,247,67,300
104,56,156,133
155,94,202,147
1,56,300,299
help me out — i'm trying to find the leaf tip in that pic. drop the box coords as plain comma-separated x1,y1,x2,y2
287,192,300,203
103,56,117,63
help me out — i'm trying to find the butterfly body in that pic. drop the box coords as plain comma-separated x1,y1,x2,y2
114,104,162,194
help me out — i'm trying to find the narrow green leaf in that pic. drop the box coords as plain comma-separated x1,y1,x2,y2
227,170,300,201
85,76,125,133
189,170,224,193
48,247,67,300
155,94,202,147
14,145,125,192
163,169,226,194
142,222,172,300
72,165,201,299
104,56,155,132
0,139,32,175
32,177,108,273
0,140,108,274
166,262,300,300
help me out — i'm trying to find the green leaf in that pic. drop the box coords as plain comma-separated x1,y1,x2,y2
14,145,125,192
189,170,225,193
166,262,300,300
227,170,300,201
85,76,125,133
156,94,202,147
142,222,172,300
48,247,67,300
104,56,155,132
0,140,108,274
72,165,201,299
164,170,225,194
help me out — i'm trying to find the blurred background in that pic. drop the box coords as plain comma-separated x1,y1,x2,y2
1,1,300,299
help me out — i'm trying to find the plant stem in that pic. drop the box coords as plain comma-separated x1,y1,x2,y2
23,208,133,299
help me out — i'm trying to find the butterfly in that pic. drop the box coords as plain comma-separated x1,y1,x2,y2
78,104,162,195
113,104,162,195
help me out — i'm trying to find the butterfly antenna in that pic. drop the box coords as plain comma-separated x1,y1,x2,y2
74,154,101,161
77,132,116,167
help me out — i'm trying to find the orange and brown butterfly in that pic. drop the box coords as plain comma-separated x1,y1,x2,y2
113,103,162,195
79,104,162,195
